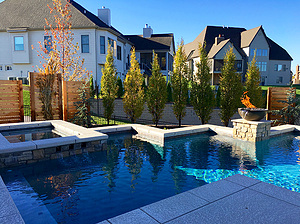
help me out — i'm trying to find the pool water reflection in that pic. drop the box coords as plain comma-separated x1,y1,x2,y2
1,132,300,224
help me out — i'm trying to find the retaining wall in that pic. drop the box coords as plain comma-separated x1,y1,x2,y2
91,99,240,126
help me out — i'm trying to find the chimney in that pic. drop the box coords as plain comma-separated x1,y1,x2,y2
98,6,111,26
215,34,224,45
143,24,153,38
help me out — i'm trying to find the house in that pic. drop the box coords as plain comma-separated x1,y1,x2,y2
0,0,133,87
184,26,293,86
293,65,300,84
124,25,175,83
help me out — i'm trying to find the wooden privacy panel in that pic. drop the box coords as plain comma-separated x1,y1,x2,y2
29,72,63,121
0,80,24,123
62,80,89,121
266,87,295,120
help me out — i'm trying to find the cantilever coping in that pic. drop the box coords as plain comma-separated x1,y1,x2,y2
0,121,52,131
94,123,300,146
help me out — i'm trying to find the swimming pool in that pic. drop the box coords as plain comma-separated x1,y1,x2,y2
1,131,300,223
1,127,62,143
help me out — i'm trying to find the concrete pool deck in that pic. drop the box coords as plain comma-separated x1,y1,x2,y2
98,174,300,224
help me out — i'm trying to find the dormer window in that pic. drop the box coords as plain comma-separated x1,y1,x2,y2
14,36,24,51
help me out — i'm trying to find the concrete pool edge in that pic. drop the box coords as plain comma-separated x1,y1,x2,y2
92,123,300,146
98,174,300,224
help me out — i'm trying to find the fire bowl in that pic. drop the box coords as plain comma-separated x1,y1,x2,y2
238,108,268,121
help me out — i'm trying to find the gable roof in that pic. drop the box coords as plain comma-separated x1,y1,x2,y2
184,25,292,62
240,26,262,48
0,0,128,41
185,26,246,59
207,39,230,59
124,33,175,52
267,37,293,61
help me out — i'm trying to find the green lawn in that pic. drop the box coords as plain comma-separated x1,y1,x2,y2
260,85,300,97
92,115,130,126
23,89,30,106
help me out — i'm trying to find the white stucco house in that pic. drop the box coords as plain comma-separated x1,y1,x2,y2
184,26,293,86
0,0,133,87
0,0,176,88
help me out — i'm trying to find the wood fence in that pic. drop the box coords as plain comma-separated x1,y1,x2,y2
62,80,88,121
29,72,63,121
266,87,295,120
0,80,24,124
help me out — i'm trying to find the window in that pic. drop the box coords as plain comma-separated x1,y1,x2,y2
274,64,278,71
100,36,105,54
257,49,261,56
282,64,287,71
235,60,242,71
262,49,268,56
189,60,194,74
108,37,114,48
5,65,12,71
276,77,283,84
81,35,89,53
250,49,255,56
256,62,267,72
44,36,52,53
278,64,283,71
117,45,121,60
261,62,267,72
14,36,24,51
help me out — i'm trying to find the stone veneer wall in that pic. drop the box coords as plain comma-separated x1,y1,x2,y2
232,119,271,142
0,140,107,168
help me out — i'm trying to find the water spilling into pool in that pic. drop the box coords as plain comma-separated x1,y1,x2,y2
1,132,300,223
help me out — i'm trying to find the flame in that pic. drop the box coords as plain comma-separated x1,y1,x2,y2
241,91,256,108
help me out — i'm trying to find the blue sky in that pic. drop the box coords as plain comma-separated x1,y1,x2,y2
1,0,299,72
74,0,299,72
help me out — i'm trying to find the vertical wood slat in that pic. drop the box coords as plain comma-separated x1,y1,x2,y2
62,80,68,121
62,81,89,121
266,87,271,120
18,80,24,122
29,72,63,121
57,74,63,120
30,72,36,121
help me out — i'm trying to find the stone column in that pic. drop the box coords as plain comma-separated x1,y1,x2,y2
232,119,271,142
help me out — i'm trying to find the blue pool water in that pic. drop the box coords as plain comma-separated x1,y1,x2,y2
1,131,300,223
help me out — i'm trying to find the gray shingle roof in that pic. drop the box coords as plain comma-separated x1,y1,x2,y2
124,34,175,52
184,25,292,62
241,26,262,48
207,39,230,59
0,0,128,42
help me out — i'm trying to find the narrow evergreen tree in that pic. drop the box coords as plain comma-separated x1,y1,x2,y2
116,77,124,98
89,74,95,99
147,52,167,126
172,41,189,127
101,44,118,125
123,48,145,123
219,47,243,127
167,81,173,102
245,53,264,108
72,83,93,128
190,43,215,124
